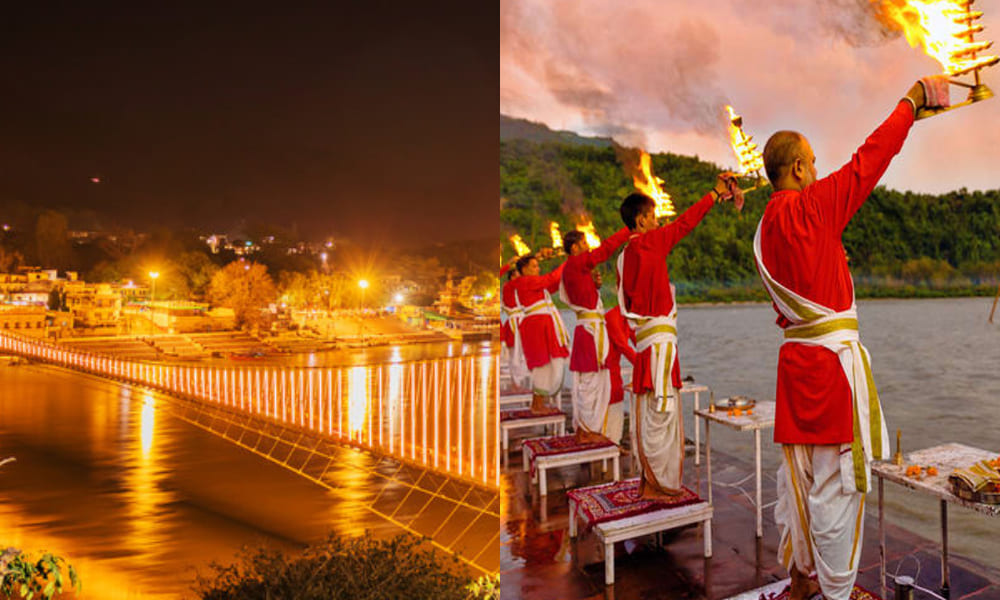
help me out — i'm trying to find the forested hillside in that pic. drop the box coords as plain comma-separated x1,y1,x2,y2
500,139,1000,302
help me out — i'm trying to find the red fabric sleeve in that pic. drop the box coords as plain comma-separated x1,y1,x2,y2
542,261,566,293
499,264,512,277
518,262,566,294
584,227,631,269
605,307,637,365
808,100,915,232
648,194,715,255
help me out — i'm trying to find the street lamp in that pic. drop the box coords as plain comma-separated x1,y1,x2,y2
148,271,159,303
358,279,369,342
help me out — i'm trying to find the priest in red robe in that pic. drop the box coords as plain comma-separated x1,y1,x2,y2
617,173,739,499
500,261,529,391
559,227,630,443
755,81,939,600
512,249,568,412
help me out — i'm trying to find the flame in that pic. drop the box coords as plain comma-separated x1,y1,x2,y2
509,234,531,256
549,221,563,250
725,105,765,176
880,0,999,76
576,220,601,250
632,151,676,219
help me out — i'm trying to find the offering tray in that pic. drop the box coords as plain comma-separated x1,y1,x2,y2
714,396,755,411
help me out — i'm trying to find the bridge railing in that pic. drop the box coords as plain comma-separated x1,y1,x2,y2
0,332,499,489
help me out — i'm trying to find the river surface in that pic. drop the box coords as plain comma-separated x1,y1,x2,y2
563,297,1000,569
211,339,492,367
0,341,494,599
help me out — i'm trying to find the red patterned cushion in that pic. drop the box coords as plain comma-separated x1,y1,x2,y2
568,478,701,531
501,407,563,421
523,435,616,476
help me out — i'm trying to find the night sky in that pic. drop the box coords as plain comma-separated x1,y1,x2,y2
1,2,497,246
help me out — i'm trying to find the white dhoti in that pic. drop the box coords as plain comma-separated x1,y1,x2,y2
634,389,684,492
571,370,612,436
754,223,888,600
509,347,530,391
504,309,531,391
616,250,685,495
775,445,865,600
530,357,566,398
605,401,624,445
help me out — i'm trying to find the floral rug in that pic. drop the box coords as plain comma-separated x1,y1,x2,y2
501,407,564,421
523,434,616,477
567,477,701,531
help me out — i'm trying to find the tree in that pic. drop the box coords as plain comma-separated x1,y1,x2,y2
208,261,277,330
175,251,219,300
0,246,24,273
46,288,65,311
35,210,72,270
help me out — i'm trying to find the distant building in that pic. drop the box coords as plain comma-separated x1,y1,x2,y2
64,282,122,328
0,305,47,337
10,280,55,306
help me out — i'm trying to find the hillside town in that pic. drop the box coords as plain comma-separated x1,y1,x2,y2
0,224,499,358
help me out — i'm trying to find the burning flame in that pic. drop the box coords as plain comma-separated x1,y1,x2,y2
879,0,999,76
549,221,563,250
632,151,676,219
576,220,601,250
509,234,531,256
725,105,764,176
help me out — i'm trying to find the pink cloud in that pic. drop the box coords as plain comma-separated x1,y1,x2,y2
501,0,1000,193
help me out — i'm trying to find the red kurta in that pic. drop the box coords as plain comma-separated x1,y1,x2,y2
758,100,914,445
562,227,631,373
605,305,637,405
501,277,518,348
513,262,568,369
620,194,715,394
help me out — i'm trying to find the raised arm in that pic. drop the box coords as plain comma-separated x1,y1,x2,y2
518,261,567,294
584,226,631,269
808,99,916,232
647,194,715,254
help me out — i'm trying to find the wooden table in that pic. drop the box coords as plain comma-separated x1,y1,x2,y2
694,400,776,538
500,410,566,468
522,435,620,497
499,392,532,408
568,478,713,586
680,382,711,465
874,443,1000,599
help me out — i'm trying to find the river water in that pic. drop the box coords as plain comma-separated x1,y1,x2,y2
0,340,495,599
563,297,1000,569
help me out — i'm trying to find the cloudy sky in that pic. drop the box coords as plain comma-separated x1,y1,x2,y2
1,2,495,245
501,0,1000,194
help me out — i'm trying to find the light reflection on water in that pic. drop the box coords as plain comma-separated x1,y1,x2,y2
0,340,497,598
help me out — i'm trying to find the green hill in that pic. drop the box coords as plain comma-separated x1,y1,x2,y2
500,114,614,148
500,135,1000,302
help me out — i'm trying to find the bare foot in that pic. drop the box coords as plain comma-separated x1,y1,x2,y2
574,430,609,445
790,567,821,600
638,481,683,502
529,394,550,414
